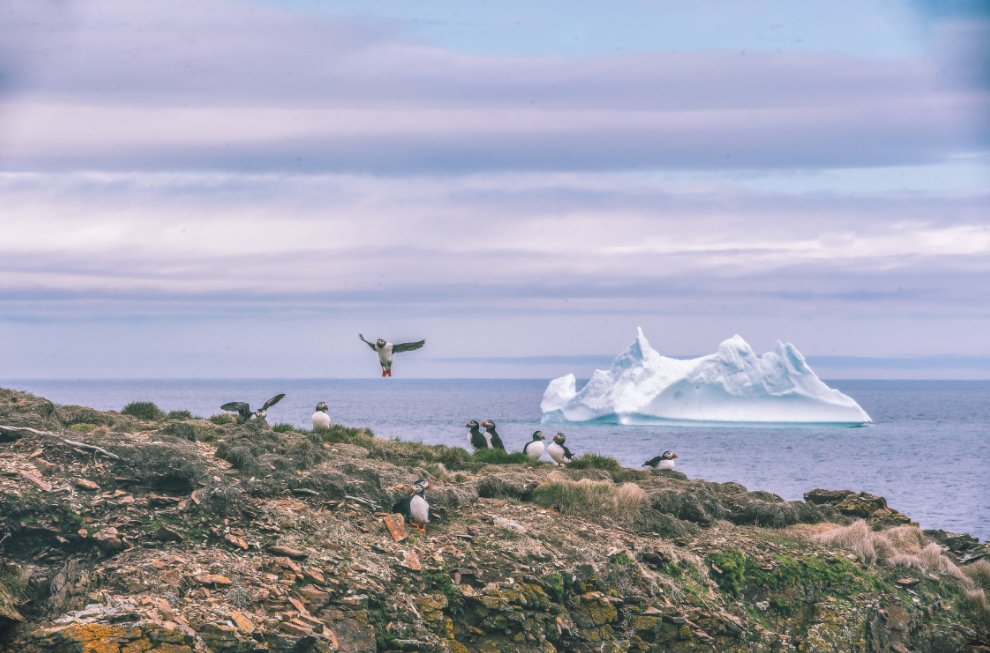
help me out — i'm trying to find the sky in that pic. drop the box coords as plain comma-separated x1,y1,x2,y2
1,0,988,380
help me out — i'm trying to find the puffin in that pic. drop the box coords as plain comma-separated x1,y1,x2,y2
644,451,678,471
547,432,574,466
220,393,285,424
311,401,331,430
523,430,546,460
392,479,430,531
465,419,491,450
359,334,426,377
479,419,506,450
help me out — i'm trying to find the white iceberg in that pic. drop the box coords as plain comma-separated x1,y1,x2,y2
541,328,871,426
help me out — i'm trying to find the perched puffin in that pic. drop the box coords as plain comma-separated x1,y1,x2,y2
547,432,574,466
465,420,491,450
644,451,678,471
311,401,331,430
359,334,426,377
479,419,506,450
392,479,430,531
523,430,546,460
220,393,286,424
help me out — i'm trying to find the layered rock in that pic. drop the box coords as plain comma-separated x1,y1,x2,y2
0,387,986,653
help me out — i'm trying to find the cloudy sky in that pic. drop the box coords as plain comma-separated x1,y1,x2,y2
1,0,988,380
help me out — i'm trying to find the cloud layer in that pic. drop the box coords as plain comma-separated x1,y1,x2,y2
0,1,988,378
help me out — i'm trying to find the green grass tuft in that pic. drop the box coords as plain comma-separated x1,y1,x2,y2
272,422,299,433
568,452,622,472
316,424,374,443
167,409,193,420
470,448,533,465
122,401,164,420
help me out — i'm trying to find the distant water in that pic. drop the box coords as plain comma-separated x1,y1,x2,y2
3,378,988,541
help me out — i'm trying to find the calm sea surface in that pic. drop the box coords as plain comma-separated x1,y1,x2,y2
3,378,988,541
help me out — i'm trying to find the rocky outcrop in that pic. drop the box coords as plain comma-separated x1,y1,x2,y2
1,387,987,652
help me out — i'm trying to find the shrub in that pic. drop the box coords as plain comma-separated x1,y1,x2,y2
273,423,299,433
199,483,248,518
58,405,115,427
650,486,726,525
112,442,205,492
160,422,199,441
167,410,193,420
122,401,164,420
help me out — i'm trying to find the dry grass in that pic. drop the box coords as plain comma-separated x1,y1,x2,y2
532,472,646,524
811,520,966,579
964,559,990,590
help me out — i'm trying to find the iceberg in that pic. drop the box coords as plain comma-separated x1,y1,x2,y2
541,328,871,426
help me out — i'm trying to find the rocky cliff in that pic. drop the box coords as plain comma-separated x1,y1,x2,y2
1,387,988,652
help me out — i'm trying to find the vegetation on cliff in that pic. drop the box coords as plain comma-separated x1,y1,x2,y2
1,387,987,652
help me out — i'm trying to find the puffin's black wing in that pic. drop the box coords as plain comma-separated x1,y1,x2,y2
221,402,252,420
391,339,426,353
470,430,490,451
523,441,536,455
562,444,575,460
358,334,378,351
262,393,286,411
391,495,412,516
488,429,506,450
644,455,662,467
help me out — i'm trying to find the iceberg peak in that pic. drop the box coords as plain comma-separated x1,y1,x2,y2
541,328,871,426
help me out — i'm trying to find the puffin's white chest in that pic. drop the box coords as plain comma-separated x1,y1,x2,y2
547,442,568,464
409,494,429,523
482,431,493,448
311,411,331,429
376,343,394,365
658,459,675,470
524,441,545,460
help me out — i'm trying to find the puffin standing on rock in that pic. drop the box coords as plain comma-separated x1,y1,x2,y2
523,430,546,460
547,432,574,466
392,479,430,532
465,420,490,451
311,402,331,430
479,419,506,450
220,393,286,424
359,334,426,377
644,451,678,471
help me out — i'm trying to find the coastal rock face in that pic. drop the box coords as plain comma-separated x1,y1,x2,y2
1,387,986,653
541,328,872,425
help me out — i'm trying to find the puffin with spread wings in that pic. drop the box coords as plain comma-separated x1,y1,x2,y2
359,334,426,377
220,393,286,424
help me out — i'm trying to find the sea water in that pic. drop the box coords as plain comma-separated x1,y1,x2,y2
3,378,988,540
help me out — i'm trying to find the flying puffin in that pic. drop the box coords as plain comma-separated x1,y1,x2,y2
359,334,426,377
644,451,678,471
547,432,574,466
465,419,491,450
479,419,506,450
392,479,430,531
311,401,331,430
220,393,285,424
523,430,546,460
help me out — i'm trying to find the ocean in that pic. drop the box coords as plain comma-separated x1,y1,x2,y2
3,378,988,541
